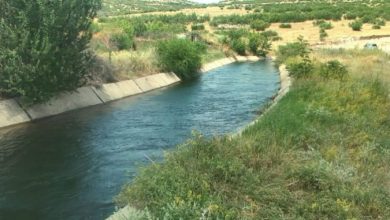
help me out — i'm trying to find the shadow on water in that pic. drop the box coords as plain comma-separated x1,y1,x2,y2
0,60,280,219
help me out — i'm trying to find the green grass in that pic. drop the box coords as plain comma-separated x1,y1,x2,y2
117,52,390,219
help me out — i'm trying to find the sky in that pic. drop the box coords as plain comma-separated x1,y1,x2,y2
191,0,220,3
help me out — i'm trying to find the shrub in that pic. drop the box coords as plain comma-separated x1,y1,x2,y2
319,28,328,41
287,58,314,79
231,39,247,55
248,34,271,57
110,33,133,50
132,20,147,37
349,20,363,31
279,23,292,28
0,0,101,103
372,25,381,29
275,36,310,65
313,20,333,30
250,20,270,31
319,60,348,80
191,23,205,31
156,39,203,80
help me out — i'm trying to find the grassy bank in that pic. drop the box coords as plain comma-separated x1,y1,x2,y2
117,49,390,219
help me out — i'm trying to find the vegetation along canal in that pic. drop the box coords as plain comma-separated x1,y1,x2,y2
0,60,280,219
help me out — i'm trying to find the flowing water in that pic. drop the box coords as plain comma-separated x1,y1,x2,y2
0,60,280,219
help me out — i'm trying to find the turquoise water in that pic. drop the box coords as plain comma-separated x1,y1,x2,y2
0,60,280,219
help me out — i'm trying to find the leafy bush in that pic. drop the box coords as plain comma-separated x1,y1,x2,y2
110,33,133,50
319,60,348,80
248,34,271,57
230,39,247,55
349,20,363,31
191,23,205,31
156,39,203,80
132,20,147,37
313,20,333,30
279,23,292,28
250,20,270,31
275,37,310,65
287,58,314,79
0,0,101,103
319,28,328,41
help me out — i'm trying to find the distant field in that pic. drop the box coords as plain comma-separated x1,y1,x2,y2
109,6,248,18
269,20,390,47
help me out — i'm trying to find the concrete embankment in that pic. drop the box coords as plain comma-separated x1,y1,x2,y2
0,56,260,129
200,56,261,73
0,73,181,128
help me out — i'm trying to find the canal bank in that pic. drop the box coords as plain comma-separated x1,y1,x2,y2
0,56,259,129
107,63,291,220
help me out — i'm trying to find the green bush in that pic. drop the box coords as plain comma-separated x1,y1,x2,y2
372,24,381,29
156,39,203,80
132,20,147,37
191,23,205,31
313,20,333,30
275,37,311,65
248,34,271,57
279,23,292,28
250,20,270,31
319,60,348,80
349,20,363,31
0,0,101,103
231,39,247,55
287,58,314,79
110,33,133,50
319,28,328,41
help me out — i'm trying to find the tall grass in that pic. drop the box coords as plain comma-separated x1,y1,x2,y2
117,50,390,219
313,48,390,85
98,49,160,80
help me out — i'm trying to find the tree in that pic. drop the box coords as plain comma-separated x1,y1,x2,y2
248,34,271,57
349,20,363,31
157,39,204,80
250,20,270,31
0,0,101,103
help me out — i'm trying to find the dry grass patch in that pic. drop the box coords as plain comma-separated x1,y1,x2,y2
98,49,160,80
313,49,390,85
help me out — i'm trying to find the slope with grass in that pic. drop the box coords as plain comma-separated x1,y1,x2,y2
116,48,390,219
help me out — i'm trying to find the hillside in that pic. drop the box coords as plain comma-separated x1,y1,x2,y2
100,0,200,16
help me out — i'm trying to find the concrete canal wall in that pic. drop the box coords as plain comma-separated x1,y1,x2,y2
0,56,260,129
0,72,181,128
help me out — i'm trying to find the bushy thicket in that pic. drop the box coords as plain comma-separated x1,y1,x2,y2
219,29,272,56
250,20,270,31
275,36,310,65
248,34,271,57
156,39,204,80
210,2,390,27
0,0,101,103
101,13,209,40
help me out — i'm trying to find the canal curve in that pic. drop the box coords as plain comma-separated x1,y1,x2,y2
0,60,280,219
